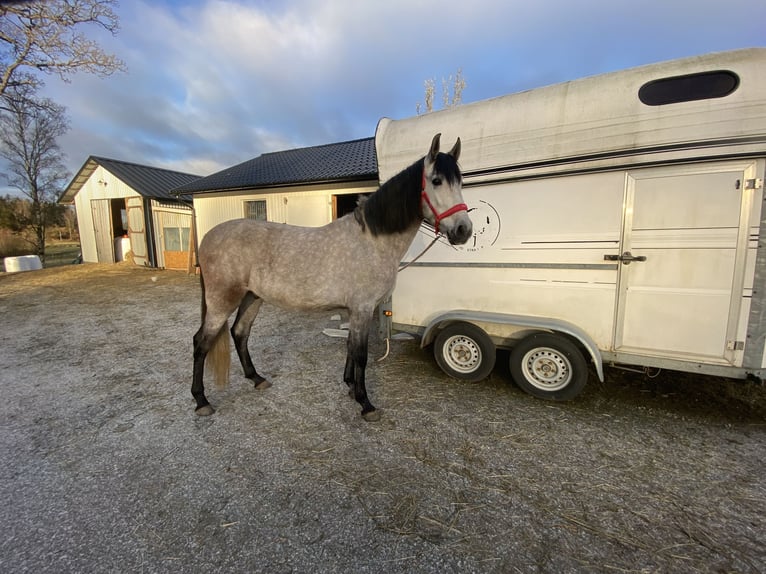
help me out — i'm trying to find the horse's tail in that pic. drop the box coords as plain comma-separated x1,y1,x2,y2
200,270,230,389
208,328,231,389
199,270,207,320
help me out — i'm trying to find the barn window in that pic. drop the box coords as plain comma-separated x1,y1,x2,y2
164,227,190,251
245,200,267,221
638,70,739,106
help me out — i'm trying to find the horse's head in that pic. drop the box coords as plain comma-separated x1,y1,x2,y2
421,133,472,245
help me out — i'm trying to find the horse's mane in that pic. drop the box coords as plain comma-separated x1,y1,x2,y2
356,152,461,236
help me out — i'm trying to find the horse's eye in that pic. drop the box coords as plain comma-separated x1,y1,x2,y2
432,177,442,186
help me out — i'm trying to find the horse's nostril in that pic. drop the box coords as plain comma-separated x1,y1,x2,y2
450,223,471,245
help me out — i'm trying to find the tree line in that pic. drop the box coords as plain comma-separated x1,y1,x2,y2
0,194,77,255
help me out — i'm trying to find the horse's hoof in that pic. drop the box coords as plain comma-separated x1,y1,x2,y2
255,379,272,390
362,409,381,422
195,405,215,416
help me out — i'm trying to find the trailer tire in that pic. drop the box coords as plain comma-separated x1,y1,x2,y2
509,333,587,400
433,322,496,382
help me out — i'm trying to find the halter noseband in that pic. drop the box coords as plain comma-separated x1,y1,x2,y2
421,168,468,234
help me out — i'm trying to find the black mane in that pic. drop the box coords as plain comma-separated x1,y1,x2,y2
357,152,461,236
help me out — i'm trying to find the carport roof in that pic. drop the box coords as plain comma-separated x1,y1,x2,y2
172,137,378,195
59,156,202,204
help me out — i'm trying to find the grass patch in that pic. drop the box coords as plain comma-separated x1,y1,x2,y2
43,243,81,267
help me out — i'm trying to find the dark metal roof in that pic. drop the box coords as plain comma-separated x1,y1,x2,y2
173,137,377,195
59,156,202,204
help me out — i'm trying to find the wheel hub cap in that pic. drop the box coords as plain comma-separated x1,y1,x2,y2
523,348,571,390
445,336,480,373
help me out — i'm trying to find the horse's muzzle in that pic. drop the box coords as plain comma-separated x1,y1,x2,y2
446,218,473,245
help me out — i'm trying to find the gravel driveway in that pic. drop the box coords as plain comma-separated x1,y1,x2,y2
1,263,764,573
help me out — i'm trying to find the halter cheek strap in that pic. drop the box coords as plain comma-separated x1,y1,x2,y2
421,168,468,234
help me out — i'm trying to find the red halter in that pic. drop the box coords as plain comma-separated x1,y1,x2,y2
421,168,468,234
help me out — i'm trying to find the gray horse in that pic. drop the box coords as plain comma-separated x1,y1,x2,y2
191,133,472,420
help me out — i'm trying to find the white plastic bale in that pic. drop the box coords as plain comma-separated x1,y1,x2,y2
3,255,43,273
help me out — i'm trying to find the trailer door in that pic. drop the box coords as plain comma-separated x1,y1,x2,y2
613,162,757,363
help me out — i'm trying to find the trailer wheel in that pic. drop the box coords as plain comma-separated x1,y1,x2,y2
433,322,496,382
509,333,587,400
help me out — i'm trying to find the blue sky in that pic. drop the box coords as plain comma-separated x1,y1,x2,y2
23,0,766,185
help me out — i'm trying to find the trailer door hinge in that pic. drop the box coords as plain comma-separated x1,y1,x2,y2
726,340,745,351
745,178,763,190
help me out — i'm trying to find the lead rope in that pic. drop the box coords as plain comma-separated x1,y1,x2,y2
398,228,441,272
377,338,391,362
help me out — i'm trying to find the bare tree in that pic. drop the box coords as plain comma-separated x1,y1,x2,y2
442,68,465,109
0,0,125,97
0,1,121,258
417,78,435,115
417,69,466,114
0,91,69,260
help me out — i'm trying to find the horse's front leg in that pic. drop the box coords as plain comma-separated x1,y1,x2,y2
344,310,380,421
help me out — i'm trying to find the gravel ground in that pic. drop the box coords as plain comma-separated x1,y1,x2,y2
1,263,765,573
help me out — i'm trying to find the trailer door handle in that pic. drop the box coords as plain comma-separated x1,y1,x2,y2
604,251,647,265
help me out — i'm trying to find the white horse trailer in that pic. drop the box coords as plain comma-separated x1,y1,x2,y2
376,48,766,399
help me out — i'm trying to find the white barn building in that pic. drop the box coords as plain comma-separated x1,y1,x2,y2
60,157,201,269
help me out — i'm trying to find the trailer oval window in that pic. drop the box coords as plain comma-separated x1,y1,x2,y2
638,70,739,106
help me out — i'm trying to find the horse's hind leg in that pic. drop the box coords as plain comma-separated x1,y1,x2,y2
344,309,379,421
231,292,271,389
192,276,241,416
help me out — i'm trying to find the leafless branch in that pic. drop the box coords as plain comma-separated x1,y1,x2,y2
0,0,125,96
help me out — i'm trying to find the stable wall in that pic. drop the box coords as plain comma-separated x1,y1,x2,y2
193,180,378,241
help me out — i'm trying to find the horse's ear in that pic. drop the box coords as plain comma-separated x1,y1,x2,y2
428,133,441,161
448,137,461,162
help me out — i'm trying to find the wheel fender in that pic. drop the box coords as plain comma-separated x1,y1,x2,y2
421,310,604,382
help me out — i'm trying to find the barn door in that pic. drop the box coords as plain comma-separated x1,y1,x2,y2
90,199,114,263
125,196,148,266
613,162,756,363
